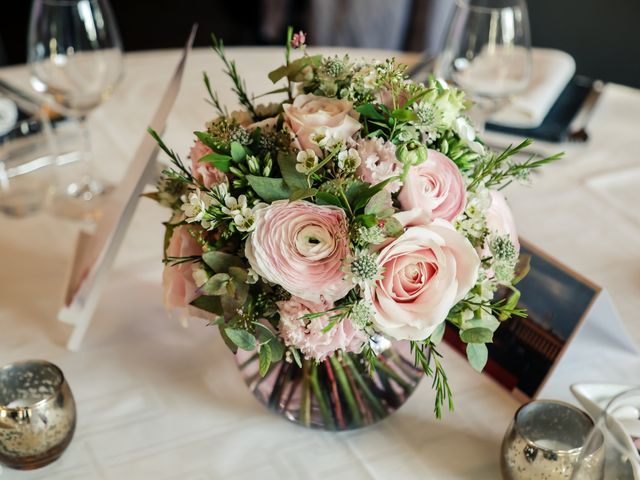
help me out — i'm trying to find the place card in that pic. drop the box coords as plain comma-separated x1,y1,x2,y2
58,25,197,351
445,239,639,402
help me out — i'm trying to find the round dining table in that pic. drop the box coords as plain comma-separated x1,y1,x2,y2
0,46,639,479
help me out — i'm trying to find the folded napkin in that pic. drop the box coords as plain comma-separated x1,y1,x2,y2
489,48,576,129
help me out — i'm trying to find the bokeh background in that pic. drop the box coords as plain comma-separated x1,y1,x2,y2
1,0,638,87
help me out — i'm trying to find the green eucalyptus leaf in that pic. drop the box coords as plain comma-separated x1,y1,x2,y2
269,339,284,363
246,175,291,202
225,328,256,351
200,273,230,296
230,142,246,162
430,322,446,345
460,327,494,344
228,266,248,283
199,152,231,172
219,324,238,354
258,343,272,376
202,251,245,273
190,295,223,315
316,191,344,208
289,188,318,202
461,314,500,332
466,343,488,372
277,151,309,190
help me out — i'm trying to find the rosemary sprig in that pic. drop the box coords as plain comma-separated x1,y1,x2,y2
202,71,228,117
410,340,454,419
211,34,257,118
148,128,193,182
468,139,563,191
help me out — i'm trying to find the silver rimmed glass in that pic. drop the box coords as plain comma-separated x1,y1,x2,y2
0,360,76,470
27,0,123,217
501,400,603,479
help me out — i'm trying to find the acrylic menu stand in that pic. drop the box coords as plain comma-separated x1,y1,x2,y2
58,26,197,351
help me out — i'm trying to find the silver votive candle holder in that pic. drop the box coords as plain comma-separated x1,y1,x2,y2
0,360,76,470
501,399,604,480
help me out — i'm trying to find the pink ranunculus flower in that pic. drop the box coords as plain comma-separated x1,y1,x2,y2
163,225,203,311
245,200,352,304
355,137,402,193
278,297,366,361
398,149,466,222
368,220,480,340
189,140,226,189
283,94,361,156
485,190,520,252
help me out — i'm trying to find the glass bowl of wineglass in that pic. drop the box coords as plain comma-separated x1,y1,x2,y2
435,0,532,131
27,0,123,218
571,387,640,480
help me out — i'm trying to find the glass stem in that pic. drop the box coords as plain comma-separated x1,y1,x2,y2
77,114,95,185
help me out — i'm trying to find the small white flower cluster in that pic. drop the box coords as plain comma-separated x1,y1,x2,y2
180,182,265,233
337,148,361,173
181,189,214,229
454,189,491,244
295,149,318,174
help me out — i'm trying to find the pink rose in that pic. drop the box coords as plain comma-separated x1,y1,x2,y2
245,200,351,304
163,225,203,311
278,297,365,361
368,220,480,340
356,138,402,193
485,190,520,252
398,149,466,222
189,140,226,189
283,94,361,156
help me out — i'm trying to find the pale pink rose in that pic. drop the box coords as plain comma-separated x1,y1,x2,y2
189,140,226,189
245,200,352,303
278,296,366,361
355,137,402,193
485,190,520,252
398,149,466,222
283,94,361,156
368,220,480,340
163,225,203,311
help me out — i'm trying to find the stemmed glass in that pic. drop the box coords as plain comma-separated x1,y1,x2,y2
571,388,640,480
27,0,123,215
435,0,532,130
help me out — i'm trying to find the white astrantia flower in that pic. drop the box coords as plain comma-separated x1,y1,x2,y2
411,101,442,142
337,148,361,172
454,117,485,155
181,189,213,229
295,149,319,174
342,249,384,288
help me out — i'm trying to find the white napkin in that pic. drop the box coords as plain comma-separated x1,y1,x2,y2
490,48,576,129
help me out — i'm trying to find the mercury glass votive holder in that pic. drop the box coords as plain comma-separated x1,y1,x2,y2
0,360,76,470
501,400,604,480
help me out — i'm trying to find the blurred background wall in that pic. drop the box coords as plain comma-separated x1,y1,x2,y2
1,0,638,88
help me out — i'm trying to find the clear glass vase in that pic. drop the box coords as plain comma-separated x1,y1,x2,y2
236,342,423,430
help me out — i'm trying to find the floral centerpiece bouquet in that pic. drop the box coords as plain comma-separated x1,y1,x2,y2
149,29,559,430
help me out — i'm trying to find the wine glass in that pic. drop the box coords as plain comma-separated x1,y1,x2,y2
27,0,123,216
571,387,640,480
435,0,532,130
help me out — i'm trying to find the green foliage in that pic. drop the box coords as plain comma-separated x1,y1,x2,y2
411,340,454,419
225,328,256,351
466,343,488,372
246,175,291,202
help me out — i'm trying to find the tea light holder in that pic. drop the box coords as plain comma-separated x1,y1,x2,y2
501,399,604,480
0,360,76,470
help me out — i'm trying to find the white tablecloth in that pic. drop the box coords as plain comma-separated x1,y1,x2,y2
0,47,639,480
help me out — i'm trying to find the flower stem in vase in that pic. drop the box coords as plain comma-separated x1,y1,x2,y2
342,356,372,425
342,354,387,420
373,356,414,394
300,360,311,427
309,362,336,430
329,356,363,427
268,361,291,409
324,359,347,429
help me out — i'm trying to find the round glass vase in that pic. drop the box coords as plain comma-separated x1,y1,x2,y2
236,342,423,430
